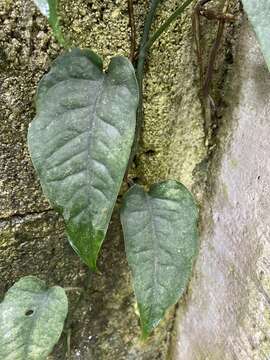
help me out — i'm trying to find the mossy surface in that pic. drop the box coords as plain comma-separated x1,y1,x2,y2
172,21,270,360
0,210,174,359
0,0,240,358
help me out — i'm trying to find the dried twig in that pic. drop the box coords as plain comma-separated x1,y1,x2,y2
203,0,231,98
193,0,232,138
127,0,136,62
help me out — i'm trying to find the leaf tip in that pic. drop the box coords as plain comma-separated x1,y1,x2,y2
66,222,105,271
85,258,98,272
140,327,151,342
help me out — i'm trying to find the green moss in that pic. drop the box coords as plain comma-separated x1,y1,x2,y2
0,229,13,248
230,158,239,168
220,181,229,203
1,0,230,358
58,0,207,191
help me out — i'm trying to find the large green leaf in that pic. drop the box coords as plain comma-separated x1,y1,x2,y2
120,180,198,338
28,49,138,270
242,0,270,70
33,0,67,46
0,276,68,360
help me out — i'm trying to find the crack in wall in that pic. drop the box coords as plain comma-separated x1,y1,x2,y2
0,209,55,227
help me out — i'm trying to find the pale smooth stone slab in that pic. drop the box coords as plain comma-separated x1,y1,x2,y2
174,22,270,360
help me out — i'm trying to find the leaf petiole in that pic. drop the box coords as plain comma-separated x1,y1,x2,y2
129,0,194,170
33,0,69,47
129,0,162,167
145,0,195,51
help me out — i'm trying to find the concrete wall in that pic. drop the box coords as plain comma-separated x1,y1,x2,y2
173,22,270,360
0,0,258,359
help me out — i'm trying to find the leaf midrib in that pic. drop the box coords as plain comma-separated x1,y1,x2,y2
87,76,105,212
145,192,159,324
68,75,106,225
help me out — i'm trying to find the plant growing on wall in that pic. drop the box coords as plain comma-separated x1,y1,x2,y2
1,0,270,358
0,276,68,359
27,0,199,340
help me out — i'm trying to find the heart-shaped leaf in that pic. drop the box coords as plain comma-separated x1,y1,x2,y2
33,0,67,46
0,276,68,360
120,180,198,338
28,49,138,270
242,0,270,71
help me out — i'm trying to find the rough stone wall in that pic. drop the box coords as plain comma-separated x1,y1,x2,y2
173,22,270,359
0,0,241,358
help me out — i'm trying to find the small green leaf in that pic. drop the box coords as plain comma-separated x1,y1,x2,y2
242,0,270,70
33,0,67,46
28,49,138,270
0,276,68,360
120,181,198,338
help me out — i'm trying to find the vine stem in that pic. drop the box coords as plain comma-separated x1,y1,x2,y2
202,0,231,97
145,0,195,51
127,0,136,61
128,0,195,170
193,0,231,139
132,0,162,160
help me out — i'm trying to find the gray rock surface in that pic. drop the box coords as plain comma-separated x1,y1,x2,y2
173,22,270,360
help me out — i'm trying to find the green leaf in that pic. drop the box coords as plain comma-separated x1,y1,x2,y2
33,0,67,47
120,180,198,338
28,49,139,270
0,276,68,360
242,0,270,71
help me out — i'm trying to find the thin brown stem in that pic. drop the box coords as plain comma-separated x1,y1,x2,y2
193,3,204,90
127,0,136,62
202,0,231,98
199,8,234,21
193,0,232,140
193,0,216,90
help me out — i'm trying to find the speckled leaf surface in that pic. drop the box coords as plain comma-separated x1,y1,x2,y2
121,181,198,338
33,0,66,46
28,49,138,270
0,276,68,360
242,0,270,70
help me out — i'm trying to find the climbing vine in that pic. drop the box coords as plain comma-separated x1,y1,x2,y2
1,0,270,358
